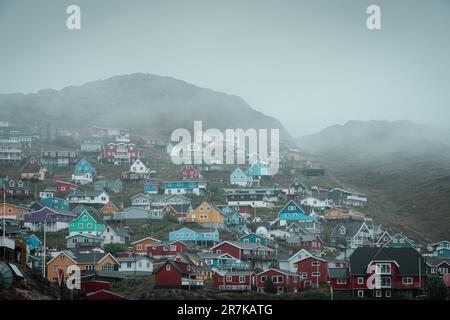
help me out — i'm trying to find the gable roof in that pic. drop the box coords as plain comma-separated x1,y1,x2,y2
210,240,274,252
349,247,425,276
130,236,160,245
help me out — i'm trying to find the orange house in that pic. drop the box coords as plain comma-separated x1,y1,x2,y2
323,208,351,220
47,251,119,283
0,203,29,220
100,201,119,216
131,237,160,255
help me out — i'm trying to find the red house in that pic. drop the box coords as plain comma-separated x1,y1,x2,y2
344,247,427,299
81,280,111,293
256,268,303,294
162,203,191,221
55,180,79,193
155,260,203,289
294,256,328,288
213,271,256,292
102,142,139,164
181,165,200,179
295,235,323,252
210,241,275,269
328,268,350,290
86,290,128,300
147,240,187,258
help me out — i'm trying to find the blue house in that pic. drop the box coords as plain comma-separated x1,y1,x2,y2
74,158,96,176
144,182,159,194
169,227,219,245
229,167,251,187
221,206,242,226
431,241,450,257
24,234,41,251
278,200,317,227
199,252,252,271
247,160,271,177
239,233,272,246
42,197,70,210
164,180,205,195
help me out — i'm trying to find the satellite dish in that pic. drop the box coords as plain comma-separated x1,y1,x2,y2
0,263,13,289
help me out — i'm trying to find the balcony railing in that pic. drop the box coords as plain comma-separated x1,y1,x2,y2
181,278,204,287
241,253,275,261
219,285,252,291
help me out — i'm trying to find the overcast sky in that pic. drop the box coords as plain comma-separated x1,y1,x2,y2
0,0,449,136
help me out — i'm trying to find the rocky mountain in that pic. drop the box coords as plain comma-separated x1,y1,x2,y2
0,73,291,140
298,120,450,242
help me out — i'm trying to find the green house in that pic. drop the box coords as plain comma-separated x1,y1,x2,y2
238,232,272,246
383,233,415,248
69,210,106,236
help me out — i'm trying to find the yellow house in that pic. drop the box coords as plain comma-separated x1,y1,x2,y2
21,158,45,181
323,208,351,220
186,201,224,225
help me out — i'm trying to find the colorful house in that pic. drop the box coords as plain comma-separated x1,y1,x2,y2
68,210,107,236
199,252,252,271
169,227,219,246
256,268,303,294
330,222,374,248
383,233,415,249
21,158,45,181
294,255,328,288
181,165,200,179
66,190,110,206
162,203,193,222
46,250,119,283
163,180,206,196
72,158,96,185
148,240,188,259
130,159,151,174
278,200,318,227
229,167,251,187
144,181,160,194
431,241,450,257
213,271,256,292
0,203,29,220
55,180,79,193
154,260,203,289
99,201,120,216
247,160,272,177
186,201,224,228
42,197,70,210
131,237,160,255
239,233,272,246
93,179,123,193
24,207,76,232
220,206,243,226
24,234,41,251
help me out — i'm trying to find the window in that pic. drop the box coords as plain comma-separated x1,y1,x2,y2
60,255,65,261
385,290,391,298
312,261,321,267
357,290,364,297
85,265,94,271
127,262,132,268
337,278,347,285
357,277,364,284
87,223,92,228
170,245,176,251
78,223,83,228
102,263,114,271
239,276,245,283
272,275,283,283
312,272,320,277
375,290,382,298
301,272,307,279
165,264,171,271
402,277,413,285
261,276,267,282
137,244,143,251
226,276,232,283
376,263,391,275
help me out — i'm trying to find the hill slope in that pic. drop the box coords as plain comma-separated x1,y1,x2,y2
0,73,290,139
298,120,450,242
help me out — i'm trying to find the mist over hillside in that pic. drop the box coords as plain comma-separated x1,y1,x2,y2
298,120,450,241
0,73,291,140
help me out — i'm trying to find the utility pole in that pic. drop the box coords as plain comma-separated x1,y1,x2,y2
3,191,6,261
42,222,47,278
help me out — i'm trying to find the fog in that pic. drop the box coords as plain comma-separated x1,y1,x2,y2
0,0,449,137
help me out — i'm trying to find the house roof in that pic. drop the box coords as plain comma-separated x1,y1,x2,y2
328,268,349,279
222,270,255,276
211,241,274,252
349,247,425,276
67,190,106,198
130,236,160,245
257,268,300,277
425,257,450,267
331,222,369,239
116,256,151,263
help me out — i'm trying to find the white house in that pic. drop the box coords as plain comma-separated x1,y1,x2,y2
300,197,332,210
100,225,130,245
117,255,153,274
278,249,316,273
66,190,110,205
72,172,94,185
130,159,151,174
